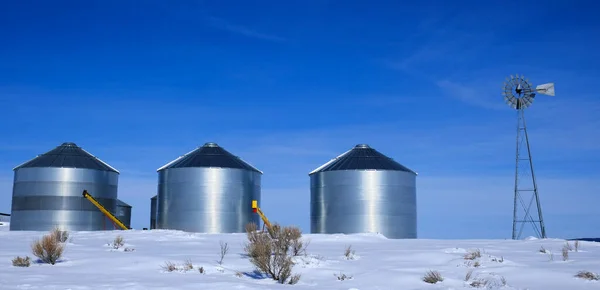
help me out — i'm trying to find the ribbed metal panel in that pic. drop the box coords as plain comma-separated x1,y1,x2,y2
116,199,132,229
156,167,261,233
310,144,417,239
150,195,157,229
156,143,262,233
10,167,119,231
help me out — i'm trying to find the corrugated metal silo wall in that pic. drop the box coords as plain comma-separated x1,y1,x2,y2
310,170,417,239
10,167,119,231
116,204,132,229
150,195,157,229
157,167,261,233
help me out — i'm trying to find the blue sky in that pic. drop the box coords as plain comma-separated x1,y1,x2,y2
1,1,599,239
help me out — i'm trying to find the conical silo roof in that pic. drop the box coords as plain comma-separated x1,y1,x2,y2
157,142,262,173
309,144,416,175
13,142,119,173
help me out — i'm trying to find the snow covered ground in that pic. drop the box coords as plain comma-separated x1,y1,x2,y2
1,225,599,290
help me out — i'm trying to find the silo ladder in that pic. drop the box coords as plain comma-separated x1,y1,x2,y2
82,190,130,230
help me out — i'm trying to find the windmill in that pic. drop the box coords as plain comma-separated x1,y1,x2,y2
502,74,555,240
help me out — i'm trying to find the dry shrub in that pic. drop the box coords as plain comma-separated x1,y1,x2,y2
470,276,507,288
51,227,69,243
111,235,125,249
12,256,31,267
344,245,355,260
199,266,205,274
244,222,301,285
422,270,443,284
161,259,195,272
575,271,599,281
470,279,487,288
465,269,474,281
574,240,580,252
473,261,481,268
565,241,573,251
464,249,482,260
162,261,178,272
235,271,243,277
286,226,309,256
31,233,64,265
183,259,193,271
539,246,547,253
562,246,569,261
218,240,229,265
335,272,353,281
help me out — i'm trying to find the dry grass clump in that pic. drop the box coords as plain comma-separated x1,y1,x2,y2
31,232,65,265
162,261,179,272
12,256,31,267
422,270,444,284
111,235,125,249
539,246,548,253
464,249,482,260
575,271,599,281
344,245,356,260
244,222,301,285
574,240,580,252
161,259,196,273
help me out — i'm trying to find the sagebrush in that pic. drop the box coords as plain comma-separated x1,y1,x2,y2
12,256,31,267
244,222,301,284
51,227,69,243
31,232,64,265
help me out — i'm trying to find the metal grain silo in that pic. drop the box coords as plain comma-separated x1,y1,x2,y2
309,144,418,239
116,199,132,229
156,142,262,233
150,195,157,229
10,142,120,231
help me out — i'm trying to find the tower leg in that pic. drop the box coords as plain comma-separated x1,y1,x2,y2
512,106,547,239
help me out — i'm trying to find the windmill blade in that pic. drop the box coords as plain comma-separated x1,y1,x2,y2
536,83,555,96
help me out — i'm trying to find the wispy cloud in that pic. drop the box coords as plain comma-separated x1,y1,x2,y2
436,79,507,110
206,16,286,42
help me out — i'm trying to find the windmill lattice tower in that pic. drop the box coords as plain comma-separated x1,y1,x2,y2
502,74,555,240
